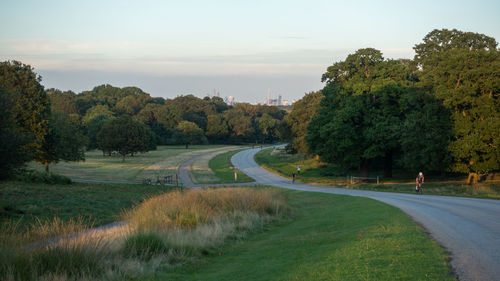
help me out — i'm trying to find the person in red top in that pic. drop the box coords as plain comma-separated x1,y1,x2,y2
416,172,424,194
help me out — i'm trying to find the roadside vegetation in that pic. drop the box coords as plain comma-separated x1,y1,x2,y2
255,148,500,199
188,146,254,184
206,149,254,184
164,190,454,281
0,187,288,281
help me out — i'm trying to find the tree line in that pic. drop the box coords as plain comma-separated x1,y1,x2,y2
0,63,285,175
282,29,499,184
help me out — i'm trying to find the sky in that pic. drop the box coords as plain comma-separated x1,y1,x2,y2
1,0,499,103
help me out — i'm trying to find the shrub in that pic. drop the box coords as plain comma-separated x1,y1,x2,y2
15,170,72,184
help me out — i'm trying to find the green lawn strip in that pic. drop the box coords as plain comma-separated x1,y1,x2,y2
254,148,342,184
255,149,500,199
208,149,255,183
0,181,175,228
163,190,453,281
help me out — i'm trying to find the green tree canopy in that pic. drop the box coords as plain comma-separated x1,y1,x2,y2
38,111,86,172
224,109,255,142
257,113,279,143
310,49,414,176
283,91,323,154
85,114,111,150
82,104,115,125
414,29,500,183
308,48,447,177
205,114,229,142
0,87,32,178
47,88,78,115
0,61,49,160
97,116,151,161
171,121,208,147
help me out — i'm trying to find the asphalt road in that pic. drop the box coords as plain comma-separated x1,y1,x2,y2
232,147,500,281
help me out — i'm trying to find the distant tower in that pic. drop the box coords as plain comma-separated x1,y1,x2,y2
228,96,235,105
278,95,282,106
267,88,271,105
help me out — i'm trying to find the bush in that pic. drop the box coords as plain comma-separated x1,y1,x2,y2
15,170,72,184
122,233,168,261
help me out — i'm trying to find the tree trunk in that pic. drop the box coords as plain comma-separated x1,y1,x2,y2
121,153,125,162
467,172,479,185
359,158,370,178
384,151,393,178
45,162,49,173
185,143,189,149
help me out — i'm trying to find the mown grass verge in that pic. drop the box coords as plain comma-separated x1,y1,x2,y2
163,189,454,281
208,149,254,184
0,180,174,229
0,187,288,281
255,148,500,199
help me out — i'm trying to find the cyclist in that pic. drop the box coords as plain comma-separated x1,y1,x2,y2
415,172,424,194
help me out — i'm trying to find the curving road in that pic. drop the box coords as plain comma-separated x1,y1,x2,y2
232,147,500,281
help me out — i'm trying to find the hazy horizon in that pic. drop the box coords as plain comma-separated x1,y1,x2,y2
2,0,499,103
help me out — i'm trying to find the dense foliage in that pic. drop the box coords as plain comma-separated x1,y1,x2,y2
46,84,285,148
414,29,500,183
281,91,323,154
0,61,87,175
288,29,499,182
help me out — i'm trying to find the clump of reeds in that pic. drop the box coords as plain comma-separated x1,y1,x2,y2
0,187,289,281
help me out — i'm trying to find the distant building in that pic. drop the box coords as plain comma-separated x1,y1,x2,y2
227,96,235,105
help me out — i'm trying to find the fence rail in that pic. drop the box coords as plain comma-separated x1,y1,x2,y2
142,174,179,186
349,176,380,185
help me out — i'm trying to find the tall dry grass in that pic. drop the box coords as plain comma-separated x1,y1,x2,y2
0,187,289,281
125,187,287,231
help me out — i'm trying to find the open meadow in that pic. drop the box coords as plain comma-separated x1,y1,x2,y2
255,147,500,199
27,145,228,183
0,145,457,280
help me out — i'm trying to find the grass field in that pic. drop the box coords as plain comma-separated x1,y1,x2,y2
0,184,454,280
27,145,227,183
163,189,454,281
207,149,254,184
0,180,175,228
255,148,500,199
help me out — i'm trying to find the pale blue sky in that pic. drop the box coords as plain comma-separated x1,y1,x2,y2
1,0,499,102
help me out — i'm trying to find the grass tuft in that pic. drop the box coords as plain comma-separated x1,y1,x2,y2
122,233,169,261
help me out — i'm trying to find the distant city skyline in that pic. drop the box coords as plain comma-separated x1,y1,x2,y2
1,0,499,103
